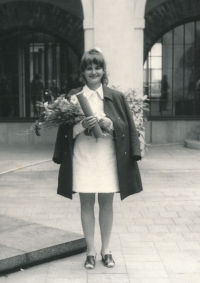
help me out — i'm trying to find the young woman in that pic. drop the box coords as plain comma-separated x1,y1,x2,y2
53,48,143,269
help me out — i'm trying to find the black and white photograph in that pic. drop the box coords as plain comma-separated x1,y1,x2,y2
0,0,200,282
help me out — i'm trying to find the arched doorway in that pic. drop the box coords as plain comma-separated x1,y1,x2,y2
0,1,84,118
144,0,200,60
0,31,81,118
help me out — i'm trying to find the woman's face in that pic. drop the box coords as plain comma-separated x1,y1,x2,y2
83,63,104,87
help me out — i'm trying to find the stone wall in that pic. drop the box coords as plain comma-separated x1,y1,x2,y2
145,120,200,144
0,0,84,18
145,0,166,13
0,123,57,144
0,0,84,56
1,121,200,145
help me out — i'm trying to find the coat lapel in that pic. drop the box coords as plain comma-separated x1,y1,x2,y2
103,85,113,101
103,85,114,118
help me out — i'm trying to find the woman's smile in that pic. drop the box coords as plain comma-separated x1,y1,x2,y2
83,63,104,88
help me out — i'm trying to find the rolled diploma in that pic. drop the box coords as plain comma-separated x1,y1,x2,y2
76,91,103,138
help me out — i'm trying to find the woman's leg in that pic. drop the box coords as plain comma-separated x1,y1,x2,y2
98,193,114,255
79,193,96,256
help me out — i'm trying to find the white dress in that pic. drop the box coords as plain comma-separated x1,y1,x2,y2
72,84,119,193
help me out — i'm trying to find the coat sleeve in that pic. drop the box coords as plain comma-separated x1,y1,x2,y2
52,125,64,164
121,94,142,161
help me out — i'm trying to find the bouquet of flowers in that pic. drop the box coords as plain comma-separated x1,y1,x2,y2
29,94,85,136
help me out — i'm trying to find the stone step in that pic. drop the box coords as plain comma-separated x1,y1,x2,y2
0,215,86,275
185,139,200,150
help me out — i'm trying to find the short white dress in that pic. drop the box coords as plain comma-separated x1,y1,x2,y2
72,84,119,193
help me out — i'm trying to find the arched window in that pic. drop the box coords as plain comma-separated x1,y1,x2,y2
0,31,80,119
144,21,200,118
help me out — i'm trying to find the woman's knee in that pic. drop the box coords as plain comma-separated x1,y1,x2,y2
98,193,114,211
80,193,95,211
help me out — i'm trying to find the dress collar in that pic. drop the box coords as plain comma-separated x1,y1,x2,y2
83,84,104,100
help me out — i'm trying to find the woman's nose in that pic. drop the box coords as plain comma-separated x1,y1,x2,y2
91,68,97,74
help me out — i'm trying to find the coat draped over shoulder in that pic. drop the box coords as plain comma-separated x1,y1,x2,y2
53,86,143,200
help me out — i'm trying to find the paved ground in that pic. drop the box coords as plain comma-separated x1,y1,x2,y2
0,144,54,174
0,143,200,282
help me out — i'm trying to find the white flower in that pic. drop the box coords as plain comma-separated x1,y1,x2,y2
63,99,69,104
61,105,69,112
71,95,78,105
44,102,48,108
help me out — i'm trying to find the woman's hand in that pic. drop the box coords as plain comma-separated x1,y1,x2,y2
98,116,111,129
82,116,97,130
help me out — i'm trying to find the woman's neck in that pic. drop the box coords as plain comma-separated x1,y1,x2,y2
86,83,101,91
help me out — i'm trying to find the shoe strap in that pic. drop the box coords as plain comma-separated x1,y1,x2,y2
85,255,95,266
104,254,115,265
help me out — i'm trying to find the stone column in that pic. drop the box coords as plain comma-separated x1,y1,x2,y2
133,0,146,93
82,0,146,91
133,18,145,93
81,0,94,51
133,0,146,154
93,0,136,89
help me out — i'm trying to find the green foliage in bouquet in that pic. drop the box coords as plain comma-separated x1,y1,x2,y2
112,86,149,139
28,94,85,136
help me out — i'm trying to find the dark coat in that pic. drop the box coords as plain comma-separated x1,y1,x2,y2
53,85,143,200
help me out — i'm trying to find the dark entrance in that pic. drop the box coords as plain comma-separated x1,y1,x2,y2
0,31,81,118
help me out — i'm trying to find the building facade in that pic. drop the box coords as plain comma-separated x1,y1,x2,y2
144,0,200,143
0,0,199,144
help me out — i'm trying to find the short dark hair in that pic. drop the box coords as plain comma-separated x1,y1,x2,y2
80,49,108,85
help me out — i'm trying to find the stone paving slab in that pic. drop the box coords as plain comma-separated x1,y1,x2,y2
0,215,86,275
0,144,200,282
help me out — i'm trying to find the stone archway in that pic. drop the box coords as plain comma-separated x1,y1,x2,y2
0,0,84,56
144,0,200,61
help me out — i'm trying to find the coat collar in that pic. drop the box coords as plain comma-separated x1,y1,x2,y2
83,84,104,100
71,85,113,101
103,85,113,101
